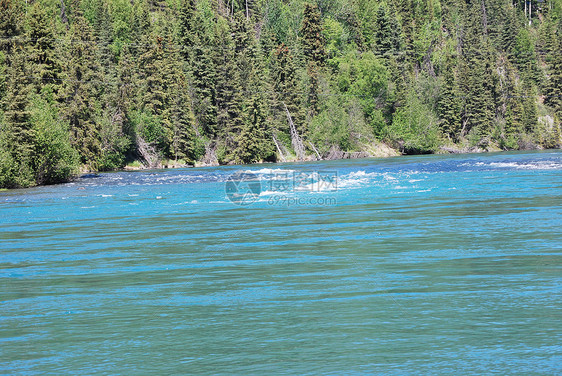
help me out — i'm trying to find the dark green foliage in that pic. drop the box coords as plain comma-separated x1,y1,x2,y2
236,95,275,164
438,59,461,140
544,20,562,118
301,3,326,66
270,43,304,133
0,0,21,55
372,5,403,56
301,4,327,118
58,10,103,168
27,3,61,95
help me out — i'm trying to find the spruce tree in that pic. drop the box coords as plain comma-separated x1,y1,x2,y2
437,58,461,140
185,6,218,138
301,3,326,118
460,2,496,141
58,10,103,167
0,0,21,56
160,28,197,161
214,16,238,144
301,3,326,66
544,21,562,118
373,5,403,57
271,43,303,133
27,2,60,95
235,94,274,163
1,45,34,187
178,0,197,61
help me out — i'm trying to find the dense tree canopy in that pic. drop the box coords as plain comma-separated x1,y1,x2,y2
1,0,561,187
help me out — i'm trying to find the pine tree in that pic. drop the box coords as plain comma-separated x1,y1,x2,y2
235,94,274,163
178,0,197,61
373,5,403,57
512,28,541,84
27,2,60,95
184,6,218,138
271,43,303,133
139,36,167,115
544,20,562,118
94,2,116,83
160,29,197,161
0,0,21,56
521,83,538,133
214,16,238,144
228,12,275,163
460,2,496,141
58,10,103,167
501,3,519,53
301,3,326,66
438,58,461,140
1,45,34,186
301,4,326,118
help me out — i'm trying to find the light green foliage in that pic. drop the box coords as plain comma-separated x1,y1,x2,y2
323,16,349,55
512,28,541,84
309,97,371,153
385,90,441,154
332,51,389,133
130,109,164,146
28,95,79,184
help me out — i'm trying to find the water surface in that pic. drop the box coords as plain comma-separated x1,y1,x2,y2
1,150,561,374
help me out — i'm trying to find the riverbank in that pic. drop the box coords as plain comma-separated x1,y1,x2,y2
117,140,554,172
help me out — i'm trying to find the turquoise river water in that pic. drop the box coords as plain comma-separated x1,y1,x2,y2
1,150,561,374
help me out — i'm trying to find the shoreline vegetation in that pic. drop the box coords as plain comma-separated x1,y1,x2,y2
122,142,542,172
1,0,562,188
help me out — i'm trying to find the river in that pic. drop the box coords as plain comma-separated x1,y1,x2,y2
1,150,561,374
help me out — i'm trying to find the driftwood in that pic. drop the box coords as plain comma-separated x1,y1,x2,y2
136,136,160,168
272,134,287,162
308,141,322,160
283,102,305,161
202,142,219,166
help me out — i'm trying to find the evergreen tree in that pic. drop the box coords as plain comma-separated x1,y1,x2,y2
178,0,197,61
214,16,239,143
235,94,274,163
185,5,218,138
271,43,303,133
501,4,519,53
0,45,34,188
460,2,496,141
301,3,326,118
27,2,61,95
2,45,33,175
544,21,562,118
512,28,541,84
58,10,103,167
437,58,461,140
227,12,274,163
301,3,326,66
160,29,197,161
0,0,21,56
373,5,403,57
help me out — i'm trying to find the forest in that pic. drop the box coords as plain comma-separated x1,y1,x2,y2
1,0,561,188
